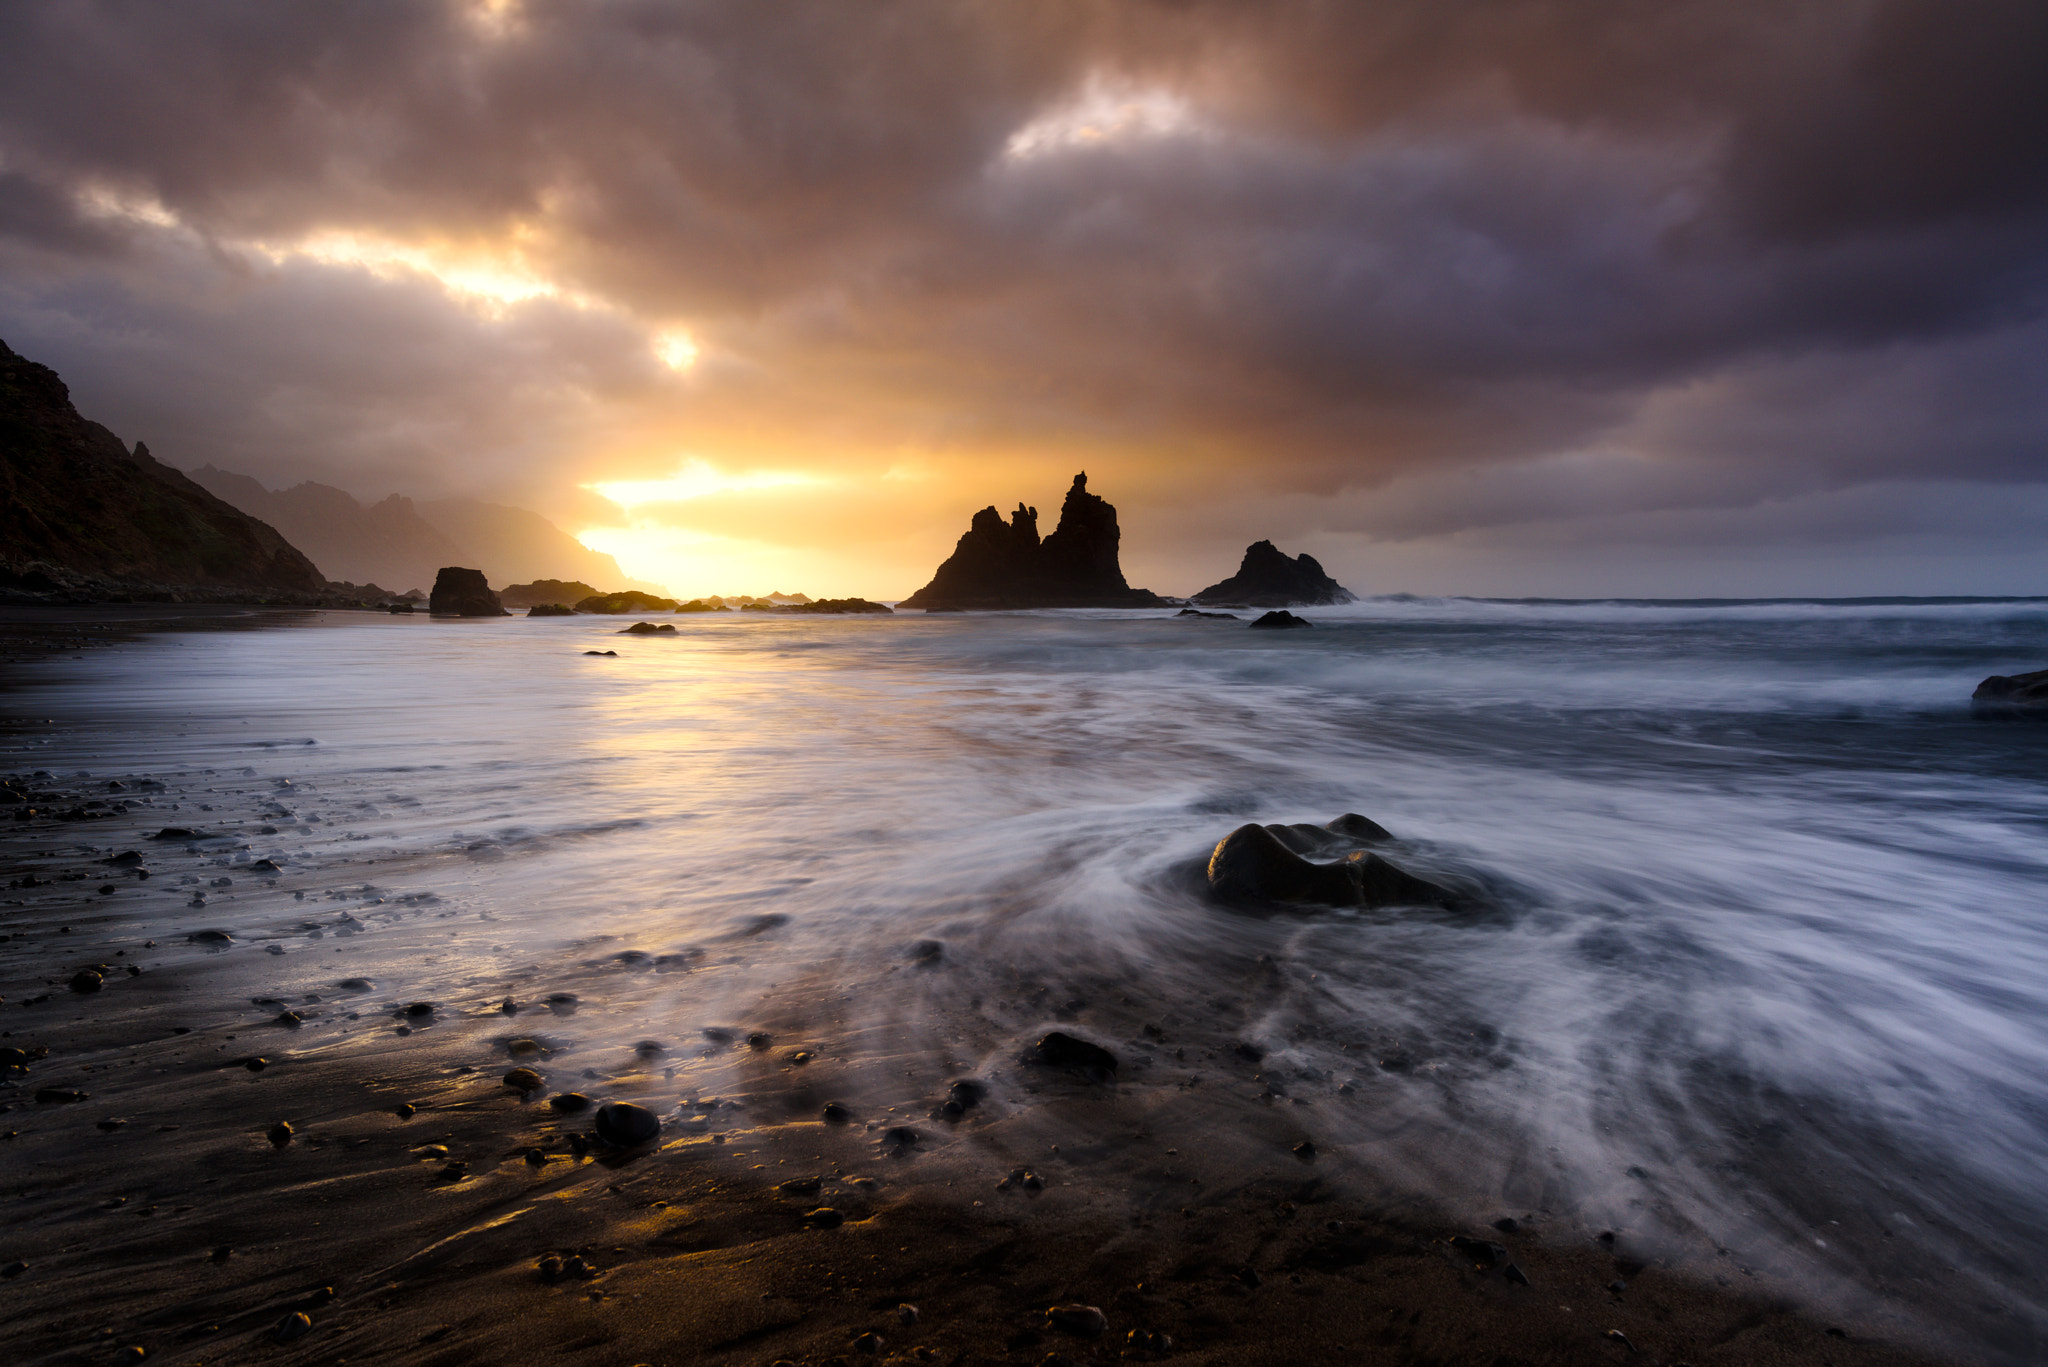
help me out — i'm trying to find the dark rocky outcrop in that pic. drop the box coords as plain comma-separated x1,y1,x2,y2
500,579,601,609
428,567,508,617
1,340,326,598
1248,610,1312,629
1193,541,1356,607
1207,816,1453,913
575,590,679,615
784,598,893,614
676,599,726,613
1972,668,2048,714
618,621,677,634
901,473,1167,610
527,603,576,617
1176,608,1237,619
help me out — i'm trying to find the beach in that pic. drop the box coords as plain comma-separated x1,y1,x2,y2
3,600,2044,1365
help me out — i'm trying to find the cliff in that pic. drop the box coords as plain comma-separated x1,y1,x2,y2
900,473,1166,610
1192,540,1356,607
0,340,326,597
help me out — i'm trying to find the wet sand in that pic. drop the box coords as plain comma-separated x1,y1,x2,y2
0,792,1965,1363
0,607,1992,1365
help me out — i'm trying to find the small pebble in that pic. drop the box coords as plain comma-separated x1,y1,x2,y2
821,1101,853,1124
1045,1304,1107,1338
394,1102,417,1119
503,1068,544,1093
267,1120,294,1147
549,1092,591,1114
1609,1279,1627,1293
524,1147,548,1166
594,1101,661,1146
244,1057,267,1073
405,1001,435,1017
853,1331,884,1354
896,1303,920,1325
68,970,103,994
536,1255,563,1281
801,1207,845,1229
508,1038,542,1057
210,1246,232,1264
273,1311,312,1343
1292,1140,1316,1162
1505,1262,1531,1286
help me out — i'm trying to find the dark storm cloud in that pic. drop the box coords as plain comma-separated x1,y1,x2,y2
0,0,2044,584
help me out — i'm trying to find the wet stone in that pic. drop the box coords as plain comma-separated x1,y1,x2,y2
508,1038,543,1057
1292,1140,1317,1162
68,970,103,993
404,1001,435,1017
503,1068,544,1094
267,1121,295,1147
272,1312,312,1344
549,1092,591,1114
801,1207,846,1228
776,1176,823,1197
523,1147,548,1167
854,1331,884,1354
593,1101,660,1146
1046,1304,1107,1338
822,1101,853,1124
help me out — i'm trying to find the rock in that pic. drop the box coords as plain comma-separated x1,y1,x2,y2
784,597,894,614
267,1120,294,1147
1247,609,1311,629
1206,822,1453,911
1193,540,1357,607
500,579,601,609
548,1092,591,1113
897,1303,921,1325
901,473,1168,610
404,1001,435,1017
68,970,103,993
1174,607,1238,618
879,1125,921,1153
272,1311,313,1344
1292,1140,1317,1162
526,603,576,616
524,1146,548,1166
948,1078,988,1110
776,1176,823,1197
1024,1031,1117,1076
617,621,678,634
428,567,509,617
504,1067,544,1093
187,929,234,945
35,1087,88,1104
801,1206,845,1228
1449,1236,1508,1268
574,590,679,614
853,1331,884,1354
822,1101,854,1124
1505,1262,1531,1285
582,649,618,656
273,1010,303,1027
1045,1304,1107,1338
594,1101,661,1146
96,1118,126,1132
1973,667,2048,714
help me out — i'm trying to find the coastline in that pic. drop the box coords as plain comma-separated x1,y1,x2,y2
0,609,2008,1365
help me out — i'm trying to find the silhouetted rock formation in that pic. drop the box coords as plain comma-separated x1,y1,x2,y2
527,603,576,617
1193,540,1355,607
501,579,601,609
1,340,325,599
784,598,893,614
901,473,1166,610
575,590,679,614
1207,815,1454,913
428,567,507,617
1176,608,1238,619
1973,668,2048,715
618,621,677,634
1248,610,1311,629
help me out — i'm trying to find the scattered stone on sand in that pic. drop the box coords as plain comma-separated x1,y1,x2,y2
853,1330,885,1354
1,1262,25,1278
536,1254,563,1281
273,1311,313,1343
336,978,374,991
244,1057,268,1073
416,1144,451,1160
508,1038,543,1057
404,1001,435,1017
523,1147,548,1167
34,1087,87,1104
1046,1304,1108,1337
1023,1031,1118,1077
187,929,233,945
822,1101,854,1124
1248,609,1311,629
437,1160,470,1182
908,938,944,965
394,1102,418,1119
746,1031,773,1050
1605,1329,1637,1351
594,1101,661,1146
879,1125,921,1154
500,998,520,1013
94,1117,125,1132
1449,1236,1508,1268
801,1207,846,1228
1126,1329,1175,1353
1506,1262,1531,1285
504,1068,544,1094
777,1176,823,1197
1292,1140,1317,1162
273,1010,303,1027
67,969,103,993
896,1303,921,1325
267,1120,294,1147
549,1092,591,1114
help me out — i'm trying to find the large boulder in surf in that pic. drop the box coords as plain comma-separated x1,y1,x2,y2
1248,610,1311,630
901,473,1168,610
1972,668,2048,714
1207,818,1453,912
1193,540,1357,607
428,567,508,617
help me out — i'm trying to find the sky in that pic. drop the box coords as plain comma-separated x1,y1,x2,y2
2,0,2045,599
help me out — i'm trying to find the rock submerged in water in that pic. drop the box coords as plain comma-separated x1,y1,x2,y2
617,621,677,635
1207,817,1454,912
1248,610,1311,629
1972,667,2048,714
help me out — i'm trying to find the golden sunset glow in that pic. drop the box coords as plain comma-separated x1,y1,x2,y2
259,230,574,310
587,459,824,512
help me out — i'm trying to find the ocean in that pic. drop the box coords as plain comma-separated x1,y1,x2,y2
5,597,2046,1361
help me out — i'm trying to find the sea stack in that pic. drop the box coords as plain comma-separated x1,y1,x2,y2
901,473,1166,610
428,567,508,617
1192,541,1356,607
